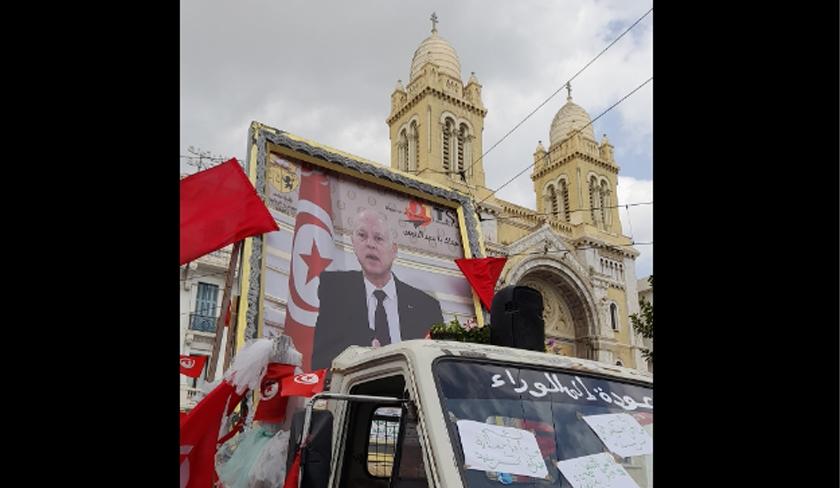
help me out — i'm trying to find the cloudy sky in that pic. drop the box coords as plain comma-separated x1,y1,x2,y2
180,0,652,277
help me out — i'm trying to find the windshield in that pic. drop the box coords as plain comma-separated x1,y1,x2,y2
434,358,653,488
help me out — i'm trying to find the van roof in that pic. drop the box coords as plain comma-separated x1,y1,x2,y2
331,339,653,386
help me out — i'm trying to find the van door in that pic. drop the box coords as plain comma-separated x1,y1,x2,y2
337,374,430,488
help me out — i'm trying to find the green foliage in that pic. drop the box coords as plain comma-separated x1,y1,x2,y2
629,275,653,362
428,318,490,344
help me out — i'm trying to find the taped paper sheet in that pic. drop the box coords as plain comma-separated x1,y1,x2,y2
581,413,653,458
556,452,640,488
456,419,549,479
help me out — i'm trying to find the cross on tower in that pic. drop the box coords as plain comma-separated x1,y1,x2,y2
565,82,572,100
430,12,438,33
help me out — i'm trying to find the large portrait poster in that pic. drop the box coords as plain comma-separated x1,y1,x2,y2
258,151,476,370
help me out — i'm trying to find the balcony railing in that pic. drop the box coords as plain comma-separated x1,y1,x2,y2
189,313,217,333
180,384,204,409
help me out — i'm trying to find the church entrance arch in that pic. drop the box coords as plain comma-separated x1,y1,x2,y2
505,258,600,360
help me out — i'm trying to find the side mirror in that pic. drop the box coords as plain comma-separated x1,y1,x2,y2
288,409,333,488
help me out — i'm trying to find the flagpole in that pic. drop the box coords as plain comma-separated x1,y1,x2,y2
206,240,244,381
222,294,239,371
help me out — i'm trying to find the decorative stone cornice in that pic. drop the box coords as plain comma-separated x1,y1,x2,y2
591,276,625,290
387,86,487,124
504,225,590,279
531,150,618,180
573,236,639,259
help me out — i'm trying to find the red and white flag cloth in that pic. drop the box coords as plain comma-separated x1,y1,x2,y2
283,449,302,488
282,165,334,371
280,369,328,398
179,381,243,488
180,355,207,378
253,363,298,423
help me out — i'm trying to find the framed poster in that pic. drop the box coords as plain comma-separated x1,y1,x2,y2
237,122,485,370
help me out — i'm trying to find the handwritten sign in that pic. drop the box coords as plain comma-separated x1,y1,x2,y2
556,453,640,488
489,369,653,411
456,420,549,479
582,413,652,458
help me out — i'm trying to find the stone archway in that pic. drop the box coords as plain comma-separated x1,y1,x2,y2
504,257,601,360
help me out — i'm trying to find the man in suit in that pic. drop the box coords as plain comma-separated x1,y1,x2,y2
311,209,443,370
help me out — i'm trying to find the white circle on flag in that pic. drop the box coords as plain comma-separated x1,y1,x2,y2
180,358,195,369
291,222,333,308
261,381,279,400
294,373,319,385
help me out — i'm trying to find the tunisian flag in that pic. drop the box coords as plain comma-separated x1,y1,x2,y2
253,363,297,423
280,369,328,398
179,355,208,378
455,257,508,310
283,165,334,372
180,158,279,265
179,381,243,488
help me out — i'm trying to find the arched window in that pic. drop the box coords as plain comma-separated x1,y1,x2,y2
398,129,409,171
408,121,419,172
600,180,609,230
442,118,455,172
547,184,558,217
610,303,619,331
615,360,623,367
457,123,469,176
589,176,600,227
559,179,570,222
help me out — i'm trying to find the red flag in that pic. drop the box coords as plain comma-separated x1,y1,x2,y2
283,449,302,488
454,257,508,310
180,381,243,488
282,165,334,372
280,369,327,398
253,363,297,423
180,158,279,265
180,355,208,378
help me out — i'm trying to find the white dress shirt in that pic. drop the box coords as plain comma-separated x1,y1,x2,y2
364,274,401,344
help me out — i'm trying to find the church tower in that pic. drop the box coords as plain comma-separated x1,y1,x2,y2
387,13,487,192
531,84,623,235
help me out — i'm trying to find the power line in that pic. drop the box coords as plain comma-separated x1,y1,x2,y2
178,241,652,316
624,204,635,241
479,201,652,221
180,155,244,162
415,6,653,179
478,76,653,206
496,242,652,258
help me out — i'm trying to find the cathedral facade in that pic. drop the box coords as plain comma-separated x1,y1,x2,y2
387,22,648,371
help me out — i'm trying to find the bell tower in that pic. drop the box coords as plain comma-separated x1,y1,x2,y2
387,13,488,191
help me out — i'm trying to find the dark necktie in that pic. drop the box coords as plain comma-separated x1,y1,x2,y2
373,290,390,346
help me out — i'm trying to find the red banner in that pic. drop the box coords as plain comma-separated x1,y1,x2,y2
454,257,508,310
180,158,279,265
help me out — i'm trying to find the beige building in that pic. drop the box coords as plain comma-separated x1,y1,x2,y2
386,21,647,370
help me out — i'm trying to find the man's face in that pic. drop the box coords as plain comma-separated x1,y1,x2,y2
352,211,397,281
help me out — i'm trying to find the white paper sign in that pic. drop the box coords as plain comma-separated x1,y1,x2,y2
556,452,640,488
455,420,549,479
582,413,653,457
